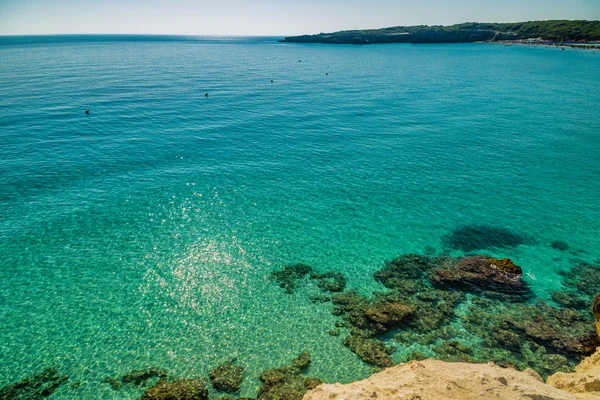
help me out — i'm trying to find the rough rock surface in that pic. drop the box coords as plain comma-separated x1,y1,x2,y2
303,358,582,400
547,348,600,400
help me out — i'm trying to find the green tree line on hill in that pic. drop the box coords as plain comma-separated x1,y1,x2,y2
329,20,600,41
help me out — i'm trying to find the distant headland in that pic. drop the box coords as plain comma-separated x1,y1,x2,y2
280,20,600,45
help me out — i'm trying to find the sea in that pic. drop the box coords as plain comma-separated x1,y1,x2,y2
0,35,599,398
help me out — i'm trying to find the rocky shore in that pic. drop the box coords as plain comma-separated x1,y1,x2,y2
305,294,600,400
304,349,600,400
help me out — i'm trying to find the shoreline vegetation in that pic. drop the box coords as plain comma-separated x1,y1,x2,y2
280,20,600,47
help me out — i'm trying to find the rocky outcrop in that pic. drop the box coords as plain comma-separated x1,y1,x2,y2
430,255,532,298
547,348,600,400
209,362,244,393
258,352,322,400
303,358,580,400
139,378,208,400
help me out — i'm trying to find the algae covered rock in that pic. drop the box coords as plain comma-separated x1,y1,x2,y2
343,335,394,368
103,367,167,390
139,378,208,400
550,291,589,310
373,254,442,288
560,262,600,298
257,352,320,400
309,272,346,293
0,368,69,399
430,255,531,299
209,362,244,392
269,264,313,293
331,291,413,336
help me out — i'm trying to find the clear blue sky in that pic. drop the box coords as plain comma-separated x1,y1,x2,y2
0,0,598,36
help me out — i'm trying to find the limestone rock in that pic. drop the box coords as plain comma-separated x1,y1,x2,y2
303,359,579,400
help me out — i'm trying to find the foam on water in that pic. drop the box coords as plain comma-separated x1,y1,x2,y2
0,37,599,397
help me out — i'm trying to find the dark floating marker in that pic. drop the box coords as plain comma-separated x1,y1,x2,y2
326,72,328,76
205,93,209,97
271,80,274,83
85,110,89,114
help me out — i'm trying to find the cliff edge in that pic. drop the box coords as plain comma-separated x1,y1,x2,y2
303,357,582,400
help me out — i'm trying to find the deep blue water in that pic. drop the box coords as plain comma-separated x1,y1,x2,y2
0,35,599,398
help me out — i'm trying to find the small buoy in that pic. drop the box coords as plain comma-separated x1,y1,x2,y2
326,73,328,76
271,80,273,83
85,110,89,114
298,60,301,62
205,93,208,97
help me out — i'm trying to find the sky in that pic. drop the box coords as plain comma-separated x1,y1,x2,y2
0,0,599,36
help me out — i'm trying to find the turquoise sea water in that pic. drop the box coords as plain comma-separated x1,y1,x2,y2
1,36,599,398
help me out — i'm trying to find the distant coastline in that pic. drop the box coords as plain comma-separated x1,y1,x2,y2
280,20,600,45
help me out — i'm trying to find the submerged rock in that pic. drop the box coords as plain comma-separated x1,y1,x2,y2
139,378,208,400
310,272,346,293
331,292,414,337
257,353,321,400
443,225,526,252
551,291,589,310
269,264,313,293
0,368,68,399
430,255,532,299
552,240,570,251
373,254,441,286
209,362,244,393
343,335,395,368
560,263,600,299
103,368,167,390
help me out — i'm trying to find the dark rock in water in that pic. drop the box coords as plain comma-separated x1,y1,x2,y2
209,362,244,393
331,291,413,336
291,352,311,370
433,340,474,363
303,377,323,390
139,378,208,400
122,368,168,386
460,295,598,377
406,351,429,361
551,240,570,251
363,302,414,332
550,291,589,310
443,225,526,252
373,254,443,288
269,264,313,293
309,295,331,303
310,272,346,293
559,263,600,298
0,368,68,399
103,368,167,390
430,255,531,299
408,290,465,333
257,353,320,400
343,335,394,368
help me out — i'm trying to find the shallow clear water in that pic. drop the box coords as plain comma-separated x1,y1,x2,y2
0,36,599,398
